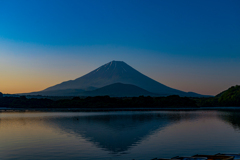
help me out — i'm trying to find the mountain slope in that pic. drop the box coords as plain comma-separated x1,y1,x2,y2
23,89,85,96
81,83,158,97
42,60,202,97
217,85,240,106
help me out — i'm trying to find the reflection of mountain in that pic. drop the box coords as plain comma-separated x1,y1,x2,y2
219,111,240,130
47,112,198,154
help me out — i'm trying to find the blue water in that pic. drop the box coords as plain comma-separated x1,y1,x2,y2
0,111,240,160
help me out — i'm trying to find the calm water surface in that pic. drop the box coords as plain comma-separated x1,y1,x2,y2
0,110,240,160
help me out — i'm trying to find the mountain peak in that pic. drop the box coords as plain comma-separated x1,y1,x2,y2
39,61,204,97
110,60,122,62
93,60,130,75
110,60,124,63
105,60,126,66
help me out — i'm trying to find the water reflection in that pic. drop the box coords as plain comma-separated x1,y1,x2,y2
46,112,200,154
218,111,240,131
1,111,239,160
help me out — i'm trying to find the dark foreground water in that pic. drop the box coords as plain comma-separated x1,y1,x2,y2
0,110,240,160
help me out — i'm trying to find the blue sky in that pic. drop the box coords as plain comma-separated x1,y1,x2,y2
0,0,239,95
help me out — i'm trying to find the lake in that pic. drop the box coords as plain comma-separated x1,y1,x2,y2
0,110,240,160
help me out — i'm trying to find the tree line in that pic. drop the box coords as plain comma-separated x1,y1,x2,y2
0,95,197,108
0,85,239,108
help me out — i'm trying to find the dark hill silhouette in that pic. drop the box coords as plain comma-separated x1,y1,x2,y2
195,85,240,107
81,83,158,97
216,85,240,106
24,60,205,97
216,85,240,97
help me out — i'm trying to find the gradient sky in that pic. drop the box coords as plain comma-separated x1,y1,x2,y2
0,0,239,95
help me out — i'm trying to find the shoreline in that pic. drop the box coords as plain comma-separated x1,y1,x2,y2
1,107,240,112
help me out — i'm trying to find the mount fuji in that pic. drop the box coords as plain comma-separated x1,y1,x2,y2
25,61,204,97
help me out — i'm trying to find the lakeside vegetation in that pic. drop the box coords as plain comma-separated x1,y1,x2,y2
0,95,196,108
0,86,239,109
195,85,240,107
